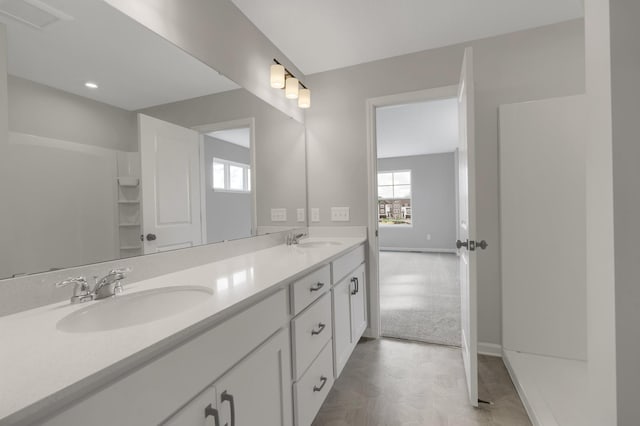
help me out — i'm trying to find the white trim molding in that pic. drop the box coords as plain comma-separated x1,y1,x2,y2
478,342,502,357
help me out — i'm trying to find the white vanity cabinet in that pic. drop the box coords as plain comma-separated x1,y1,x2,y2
42,290,291,426
163,328,292,426
331,245,367,378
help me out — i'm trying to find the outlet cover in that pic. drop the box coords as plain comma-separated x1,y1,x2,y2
331,207,350,222
270,208,287,222
311,208,320,222
297,208,305,222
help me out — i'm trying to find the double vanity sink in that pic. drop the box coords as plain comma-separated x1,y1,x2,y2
0,236,361,425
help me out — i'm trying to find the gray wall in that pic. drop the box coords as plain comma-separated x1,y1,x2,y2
203,135,252,243
378,153,456,251
139,89,306,229
305,20,585,346
7,75,137,152
105,0,304,122
610,1,640,424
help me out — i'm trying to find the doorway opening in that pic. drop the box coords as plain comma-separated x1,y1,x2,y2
375,97,460,347
194,119,257,246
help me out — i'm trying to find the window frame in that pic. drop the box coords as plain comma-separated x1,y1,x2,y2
377,169,413,227
212,157,251,194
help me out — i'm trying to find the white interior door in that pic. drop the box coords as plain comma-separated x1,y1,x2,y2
139,114,202,254
457,47,478,407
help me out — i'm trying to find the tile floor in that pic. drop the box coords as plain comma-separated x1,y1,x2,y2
313,338,532,426
380,252,460,346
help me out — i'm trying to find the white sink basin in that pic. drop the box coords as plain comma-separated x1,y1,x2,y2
296,240,343,248
57,286,213,333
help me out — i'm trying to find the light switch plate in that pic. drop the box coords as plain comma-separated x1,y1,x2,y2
271,208,287,222
297,208,305,222
331,207,350,222
311,208,320,222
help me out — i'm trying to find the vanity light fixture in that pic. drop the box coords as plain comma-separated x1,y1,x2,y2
84,81,98,89
271,59,311,109
285,77,299,99
298,88,311,109
270,64,285,88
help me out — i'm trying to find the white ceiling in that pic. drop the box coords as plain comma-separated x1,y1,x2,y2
207,128,251,149
376,98,458,159
1,0,239,110
231,0,584,75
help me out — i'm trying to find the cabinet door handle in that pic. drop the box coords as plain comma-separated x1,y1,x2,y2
350,277,359,295
311,323,326,336
310,282,325,292
204,403,220,426
221,391,235,426
313,376,328,392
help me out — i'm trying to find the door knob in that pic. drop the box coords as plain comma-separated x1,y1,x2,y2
476,240,488,250
146,233,157,241
456,240,468,249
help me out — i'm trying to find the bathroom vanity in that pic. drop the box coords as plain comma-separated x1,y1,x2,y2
0,237,368,426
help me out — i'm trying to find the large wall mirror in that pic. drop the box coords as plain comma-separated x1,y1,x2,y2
0,0,307,280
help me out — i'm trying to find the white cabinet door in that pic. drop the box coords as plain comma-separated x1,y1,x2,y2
216,329,292,426
349,263,367,342
332,276,353,378
162,386,219,426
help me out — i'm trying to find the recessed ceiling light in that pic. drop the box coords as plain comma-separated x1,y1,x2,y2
85,82,98,89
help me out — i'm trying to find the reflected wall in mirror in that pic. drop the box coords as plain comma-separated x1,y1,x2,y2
0,0,306,279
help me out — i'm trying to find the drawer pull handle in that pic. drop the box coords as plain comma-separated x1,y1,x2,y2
311,323,326,336
204,403,220,426
350,277,359,295
310,282,325,292
221,391,235,426
313,376,328,392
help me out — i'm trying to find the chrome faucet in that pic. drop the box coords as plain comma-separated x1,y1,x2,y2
56,267,131,304
286,232,307,245
55,276,94,304
93,268,130,300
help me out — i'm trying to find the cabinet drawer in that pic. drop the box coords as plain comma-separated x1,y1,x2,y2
332,244,365,284
292,264,331,315
294,342,334,426
292,293,332,380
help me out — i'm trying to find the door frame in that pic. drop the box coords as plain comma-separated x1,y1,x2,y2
192,118,257,244
364,85,459,339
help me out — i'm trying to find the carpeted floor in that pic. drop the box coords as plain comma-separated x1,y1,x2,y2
380,251,461,346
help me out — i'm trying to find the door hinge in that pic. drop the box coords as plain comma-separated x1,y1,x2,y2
375,230,379,237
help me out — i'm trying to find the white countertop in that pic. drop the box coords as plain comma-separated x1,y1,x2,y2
0,237,365,424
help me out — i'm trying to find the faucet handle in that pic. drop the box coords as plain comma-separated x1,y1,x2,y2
55,276,87,288
56,276,93,304
110,267,131,275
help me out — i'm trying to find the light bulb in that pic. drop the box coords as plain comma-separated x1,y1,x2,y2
298,88,311,108
285,77,299,99
270,64,285,89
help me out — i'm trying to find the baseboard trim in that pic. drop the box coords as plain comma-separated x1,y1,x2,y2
379,247,457,253
502,350,545,426
478,342,502,357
